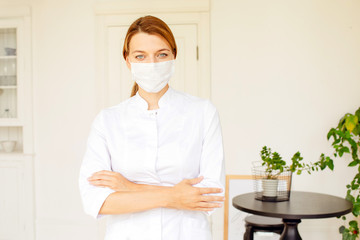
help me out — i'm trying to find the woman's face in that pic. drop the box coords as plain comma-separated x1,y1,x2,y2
126,32,174,69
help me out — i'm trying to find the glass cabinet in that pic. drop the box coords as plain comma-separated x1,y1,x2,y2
0,28,17,119
0,17,30,155
0,27,22,153
0,9,34,240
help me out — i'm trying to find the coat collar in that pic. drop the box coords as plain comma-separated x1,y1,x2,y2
132,87,174,111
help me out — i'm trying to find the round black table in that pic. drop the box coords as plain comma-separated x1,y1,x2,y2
232,191,352,240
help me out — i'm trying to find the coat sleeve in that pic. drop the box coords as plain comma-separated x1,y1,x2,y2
79,110,115,219
193,100,226,216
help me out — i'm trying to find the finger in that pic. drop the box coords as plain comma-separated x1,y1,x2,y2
200,195,225,202
198,187,223,194
88,173,117,181
186,176,204,185
99,170,120,177
196,202,223,208
193,208,215,212
91,170,115,177
90,174,115,181
88,179,105,186
88,173,102,180
88,179,113,188
90,170,109,176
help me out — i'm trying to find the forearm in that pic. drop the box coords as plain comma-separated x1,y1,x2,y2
99,179,224,215
132,183,171,191
99,188,171,215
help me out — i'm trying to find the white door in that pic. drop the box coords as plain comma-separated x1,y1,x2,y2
107,23,198,106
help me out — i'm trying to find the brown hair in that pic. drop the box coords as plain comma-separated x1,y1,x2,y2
123,15,177,97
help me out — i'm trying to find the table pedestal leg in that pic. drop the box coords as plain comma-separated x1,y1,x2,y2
280,219,302,240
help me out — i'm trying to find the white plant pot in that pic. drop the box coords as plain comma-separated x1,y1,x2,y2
262,179,279,197
1,141,16,153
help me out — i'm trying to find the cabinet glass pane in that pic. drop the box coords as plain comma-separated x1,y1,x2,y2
0,28,16,57
0,127,23,153
0,28,17,118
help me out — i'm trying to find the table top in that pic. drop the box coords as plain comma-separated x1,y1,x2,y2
232,191,352,219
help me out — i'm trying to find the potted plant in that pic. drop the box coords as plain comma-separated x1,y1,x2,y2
259,146,287,197
320,107,360,240
257,146,332,199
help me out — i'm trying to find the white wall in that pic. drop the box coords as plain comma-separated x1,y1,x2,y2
211,0,360,239
32,0,102,238
1,0,359,239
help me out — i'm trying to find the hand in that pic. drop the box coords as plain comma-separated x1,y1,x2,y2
88,170,136,192
168,176,224,212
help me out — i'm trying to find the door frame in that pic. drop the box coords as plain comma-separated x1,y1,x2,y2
94,0,211,110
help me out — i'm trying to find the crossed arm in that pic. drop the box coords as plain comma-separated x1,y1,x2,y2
88,170,224,215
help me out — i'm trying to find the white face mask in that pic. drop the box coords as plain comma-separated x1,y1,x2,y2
130,60,175,93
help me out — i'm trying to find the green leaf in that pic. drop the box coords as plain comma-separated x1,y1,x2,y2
339,151,344,157
356,173,360,181
353,125,360,136
338,115,347,129
345,114,358,132
346,192,355,203
349,161,358,167
343,230,351,240
344,147,351,153
355,107,360,120
327,128,335,140
328,159,334,170
349,220,358,228
352,203,360,216
340,225,346,233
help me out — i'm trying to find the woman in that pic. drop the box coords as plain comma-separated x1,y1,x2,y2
79,15,225,240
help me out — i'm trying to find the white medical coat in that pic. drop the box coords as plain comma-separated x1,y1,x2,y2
79,87,225,240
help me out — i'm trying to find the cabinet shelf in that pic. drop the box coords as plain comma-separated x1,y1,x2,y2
0,85,17,89
0,56,16,60
0,119,23,126
0,150,23,156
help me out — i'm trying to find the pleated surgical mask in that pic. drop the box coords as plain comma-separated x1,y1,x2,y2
130,60,175,93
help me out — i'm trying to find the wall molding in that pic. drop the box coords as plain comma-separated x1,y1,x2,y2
0,5,31,18
94,0,209,15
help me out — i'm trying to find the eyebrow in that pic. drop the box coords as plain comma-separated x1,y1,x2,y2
131,50,146,54
131,49,171,54
157,49,171,52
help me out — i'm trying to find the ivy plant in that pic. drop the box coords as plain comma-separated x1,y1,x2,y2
260,146,287,179
260,146,333,179
321,107,360,240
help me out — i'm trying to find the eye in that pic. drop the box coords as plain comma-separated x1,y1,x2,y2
135,55,145,60
158,53,168,58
